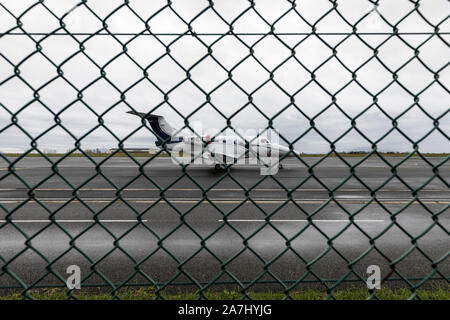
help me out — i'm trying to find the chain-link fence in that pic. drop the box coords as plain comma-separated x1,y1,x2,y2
0,0,449,299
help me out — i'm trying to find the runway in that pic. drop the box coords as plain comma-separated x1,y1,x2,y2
0,156,448,292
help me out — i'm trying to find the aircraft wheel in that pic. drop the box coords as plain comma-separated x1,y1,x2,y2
215,164,222,171
278,163,284,169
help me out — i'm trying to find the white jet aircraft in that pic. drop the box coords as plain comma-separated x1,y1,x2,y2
127,111,298,172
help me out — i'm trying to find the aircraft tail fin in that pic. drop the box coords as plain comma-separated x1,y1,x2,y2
127,111,176,145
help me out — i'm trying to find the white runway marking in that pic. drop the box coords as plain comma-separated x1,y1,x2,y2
0,220,148,223
0,187,447,192
0,198,447,205
219,219,385,223
0,219,383,224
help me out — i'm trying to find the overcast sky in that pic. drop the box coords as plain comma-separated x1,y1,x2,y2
0,0,449,153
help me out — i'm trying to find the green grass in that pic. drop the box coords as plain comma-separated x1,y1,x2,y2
298,153,449,158
1,152,170,158
1,286,449,300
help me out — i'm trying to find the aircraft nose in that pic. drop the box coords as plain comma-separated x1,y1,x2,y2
278,145,298,157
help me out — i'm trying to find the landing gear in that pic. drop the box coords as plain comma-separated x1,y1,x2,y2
215,164,222,171
278,163,284,169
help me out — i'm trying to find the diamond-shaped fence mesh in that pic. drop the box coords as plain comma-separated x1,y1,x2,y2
0,0,449,300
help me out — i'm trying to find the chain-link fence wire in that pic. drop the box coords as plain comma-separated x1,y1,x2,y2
0,0,449,299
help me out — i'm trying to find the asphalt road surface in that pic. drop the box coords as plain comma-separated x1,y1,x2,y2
0,156,448,292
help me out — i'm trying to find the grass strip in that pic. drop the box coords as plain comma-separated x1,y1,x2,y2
1,287,448,300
